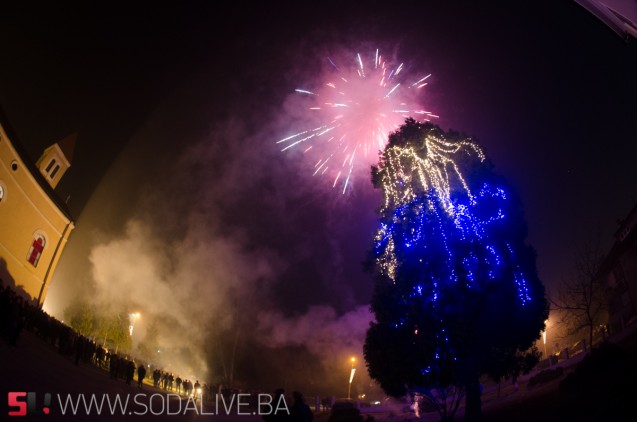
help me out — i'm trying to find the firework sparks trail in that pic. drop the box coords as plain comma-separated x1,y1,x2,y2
277,49,438,194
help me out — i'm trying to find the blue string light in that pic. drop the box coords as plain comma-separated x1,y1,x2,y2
375,181,533,316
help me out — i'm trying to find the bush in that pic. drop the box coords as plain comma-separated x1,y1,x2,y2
328,399,363,422
527,366,564,388
559,341,635,394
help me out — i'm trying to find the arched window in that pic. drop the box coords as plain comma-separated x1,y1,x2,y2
27,234,46,267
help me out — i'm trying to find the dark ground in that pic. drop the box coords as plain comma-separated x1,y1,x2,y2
479,331,637,422
0,330,263,421
2,327,637,422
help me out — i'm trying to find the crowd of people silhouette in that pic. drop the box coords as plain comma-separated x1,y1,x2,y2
2,281,210,401
2,281,317,422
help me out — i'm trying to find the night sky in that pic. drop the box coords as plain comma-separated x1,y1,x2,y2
1,1,636,393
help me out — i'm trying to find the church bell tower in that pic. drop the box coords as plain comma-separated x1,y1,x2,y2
35,132,76,189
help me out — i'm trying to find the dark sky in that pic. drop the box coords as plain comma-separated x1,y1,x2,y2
1,0,637,390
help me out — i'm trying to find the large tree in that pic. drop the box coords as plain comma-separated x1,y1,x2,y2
63,299,95,337
64,299,132,354
364,119,548,421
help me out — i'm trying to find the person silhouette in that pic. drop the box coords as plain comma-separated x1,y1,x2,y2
137,364,147,389
263,388,290,422
290,391,313,422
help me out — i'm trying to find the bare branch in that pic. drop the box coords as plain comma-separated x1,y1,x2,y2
550,233,608,348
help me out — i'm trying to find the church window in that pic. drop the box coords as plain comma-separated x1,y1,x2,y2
45,158,57,173
27,234,46,267
50,164,61,179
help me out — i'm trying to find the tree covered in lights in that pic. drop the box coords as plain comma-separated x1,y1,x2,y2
364,119,548,422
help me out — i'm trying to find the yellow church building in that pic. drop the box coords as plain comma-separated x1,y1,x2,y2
0,109,75,306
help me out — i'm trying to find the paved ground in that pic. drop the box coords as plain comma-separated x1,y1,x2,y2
2,329,636,421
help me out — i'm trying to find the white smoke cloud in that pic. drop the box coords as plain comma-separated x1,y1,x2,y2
256,304,373,361
86,198,287,379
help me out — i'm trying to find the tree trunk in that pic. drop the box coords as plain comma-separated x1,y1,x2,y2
464,378,482,421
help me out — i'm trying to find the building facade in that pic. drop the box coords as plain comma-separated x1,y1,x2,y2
601,203,637,335
0,111,75,306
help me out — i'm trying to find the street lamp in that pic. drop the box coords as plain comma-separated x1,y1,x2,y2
542,318,549,361
347,357,356,399
129,312,140,337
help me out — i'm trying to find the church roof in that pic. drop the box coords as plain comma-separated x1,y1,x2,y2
0,105,74,221
57,132,77,164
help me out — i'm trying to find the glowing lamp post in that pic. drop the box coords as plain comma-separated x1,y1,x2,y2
543,318,549,364
542,319,549,359
129,312,140,337
347,357,356,399
543,330,547,357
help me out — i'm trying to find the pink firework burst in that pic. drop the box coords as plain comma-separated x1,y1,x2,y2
277,48,437,194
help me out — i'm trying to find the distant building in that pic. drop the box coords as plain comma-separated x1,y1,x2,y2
0,109,75,306
600,203,637,334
